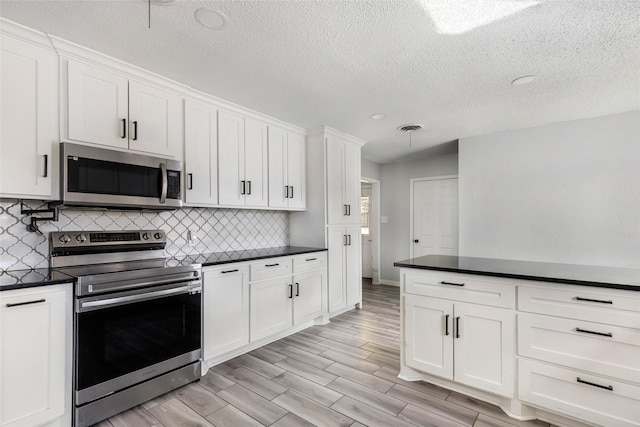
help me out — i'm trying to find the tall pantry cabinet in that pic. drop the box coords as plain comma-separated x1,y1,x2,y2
290,126,366,316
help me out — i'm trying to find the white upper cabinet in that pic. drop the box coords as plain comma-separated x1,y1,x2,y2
66,60,182,158
184,99,218,206
326,136,361,225
268,126,306,210
0,30,57,199
218,110,268,208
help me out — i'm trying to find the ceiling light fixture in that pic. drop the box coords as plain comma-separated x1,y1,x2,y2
195,8,228,30
397,124,423,148
370,114,386,120
511,75,538,86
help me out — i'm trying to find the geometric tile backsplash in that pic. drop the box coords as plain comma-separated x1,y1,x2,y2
0,198,289,271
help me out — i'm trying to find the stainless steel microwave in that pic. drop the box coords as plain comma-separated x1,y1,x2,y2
58,142,182,209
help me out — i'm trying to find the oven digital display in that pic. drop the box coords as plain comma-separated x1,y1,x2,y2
89,232,141,243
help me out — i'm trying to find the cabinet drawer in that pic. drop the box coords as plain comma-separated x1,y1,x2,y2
203,264,249,279
519,358,640,427
518,284,640,328
293,253,326,273
518,313,640,383
404,271,515,309
250,259,292,281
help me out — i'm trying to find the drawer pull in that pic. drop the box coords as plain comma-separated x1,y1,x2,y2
445,314,450,336
6,298,46,308
575,297,613,304
576,327,613,338
221,269,239,274
265,263,280,267
577,377,613,391
305,258,317,262
440,281,465,287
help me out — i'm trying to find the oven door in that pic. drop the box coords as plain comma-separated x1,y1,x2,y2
75,280,201,406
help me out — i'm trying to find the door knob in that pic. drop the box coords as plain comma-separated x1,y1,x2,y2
414,239,419,243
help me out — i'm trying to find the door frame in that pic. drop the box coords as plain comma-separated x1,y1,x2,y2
361,177,380,285
409,175,458,259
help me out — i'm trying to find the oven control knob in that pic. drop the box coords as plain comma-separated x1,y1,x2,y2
153,232,163,240
58,234,71,244
76,234,87,243
142,233,150,240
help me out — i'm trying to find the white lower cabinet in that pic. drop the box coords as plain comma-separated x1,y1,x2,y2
404,294,514,397
250,277,294,342
202,265,249,361
517,282,640,427
0,284,72,427
202,252,326,370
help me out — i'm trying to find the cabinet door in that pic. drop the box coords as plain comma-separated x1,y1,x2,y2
286,132,306,210
184,100,218,206
326,138,346,224
250,278,292,342
343,142,361,224
203,266,249,360
454,303,515,397
327,226,347,313
267,126,288,208
128,80,181,157
0,287,68,427
67,60,128,149
244,118,268,207
293,270,324,325
218,110,245,206
404,295,454,380
1,36,56,198
345,224,361,306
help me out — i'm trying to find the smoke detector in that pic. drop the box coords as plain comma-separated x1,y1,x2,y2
397,124,423,147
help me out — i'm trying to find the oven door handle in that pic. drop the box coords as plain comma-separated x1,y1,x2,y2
79,283,201,312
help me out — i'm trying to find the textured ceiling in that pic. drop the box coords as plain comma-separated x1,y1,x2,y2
1,0,639,163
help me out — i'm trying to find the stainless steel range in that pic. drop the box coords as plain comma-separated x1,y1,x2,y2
50,230,202,427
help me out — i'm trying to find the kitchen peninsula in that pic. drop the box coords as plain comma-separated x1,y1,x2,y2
394,254,640,427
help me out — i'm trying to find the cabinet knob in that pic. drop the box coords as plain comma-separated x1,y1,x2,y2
414,239,419,243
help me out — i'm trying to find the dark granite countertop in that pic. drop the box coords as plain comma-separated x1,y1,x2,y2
2,246,327,290
394,255,640,291
167,246,327,267
0,269,75,291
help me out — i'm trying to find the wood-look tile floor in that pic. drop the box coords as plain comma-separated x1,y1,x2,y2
96,280,557,427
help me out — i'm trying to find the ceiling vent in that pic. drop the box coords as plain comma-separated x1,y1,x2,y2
397,124,423,147
397,124,423,132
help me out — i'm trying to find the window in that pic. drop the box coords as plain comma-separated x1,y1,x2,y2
361,196,370,235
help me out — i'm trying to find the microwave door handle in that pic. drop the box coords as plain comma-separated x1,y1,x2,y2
159,163,168,203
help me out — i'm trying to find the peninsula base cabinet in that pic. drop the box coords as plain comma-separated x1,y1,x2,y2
202,252,327,372
0,284,72,427
399,268,640,427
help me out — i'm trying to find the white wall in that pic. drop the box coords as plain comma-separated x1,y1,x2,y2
380,154,459,283
459,110,640,268
362,158,381,181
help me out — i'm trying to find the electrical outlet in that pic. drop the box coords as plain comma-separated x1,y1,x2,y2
187,229,198,246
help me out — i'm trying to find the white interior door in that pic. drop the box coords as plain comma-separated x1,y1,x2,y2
361,184,372,278
411,178,458,258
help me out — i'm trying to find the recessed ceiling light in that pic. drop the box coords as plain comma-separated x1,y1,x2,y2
150,0,178,4
195,8,228,30
370,114,386,120
511,75,538,86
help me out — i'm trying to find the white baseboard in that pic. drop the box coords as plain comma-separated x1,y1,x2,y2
377,279,400,287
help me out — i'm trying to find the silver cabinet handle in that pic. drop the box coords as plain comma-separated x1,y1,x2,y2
159,163,167,203
187,173,193,190
247,180,252,195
